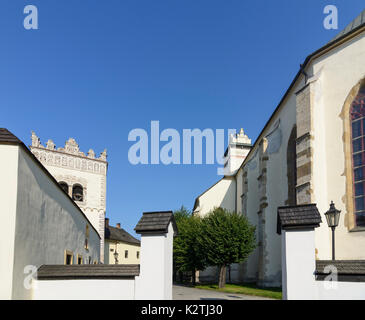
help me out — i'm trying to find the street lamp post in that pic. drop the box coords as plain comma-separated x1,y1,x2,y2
113,251,119,264
324,201,341,260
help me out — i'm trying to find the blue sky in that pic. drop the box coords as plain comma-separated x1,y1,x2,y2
1,1,364,237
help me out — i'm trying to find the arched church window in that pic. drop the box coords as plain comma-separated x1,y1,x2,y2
72,184,84,202
287,126,297,206
59,182,69,194
350,84,365,227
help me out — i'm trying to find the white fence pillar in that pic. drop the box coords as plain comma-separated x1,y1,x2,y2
134,211,177,300
277,204,322,300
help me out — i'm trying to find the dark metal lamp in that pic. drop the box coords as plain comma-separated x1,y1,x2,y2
324,201,341,260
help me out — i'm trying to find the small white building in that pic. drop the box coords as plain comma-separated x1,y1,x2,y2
0,128,101,300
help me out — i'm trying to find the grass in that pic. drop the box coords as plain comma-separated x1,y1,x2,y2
195,283,282,300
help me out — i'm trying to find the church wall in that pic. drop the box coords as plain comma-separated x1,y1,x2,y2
263,89,298,287
240,76,303,286
195,177,236,217
44,165,105,237
242,158,260,282
310,32,365,260
0,145,19,299
12,146,100,299
236,169,243,214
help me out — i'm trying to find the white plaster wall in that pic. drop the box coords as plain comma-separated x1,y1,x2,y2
196,177,236,217
45,165,105,234
236,170,243,214
243,156,260,282
135,235,165,299
164,223,174,300
12,147,100,299
0,145,19,299
282,229,365,300
311,32,365,260
33,279,135,300
281,230,316,300
264,90,298,286
314,281,365,300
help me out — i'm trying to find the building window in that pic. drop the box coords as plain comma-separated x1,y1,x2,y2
125,250,128,259
286,125,297,206
64,250,73,265
350,84,365,227
137,251,140,259
72,184,84,202
77,254,83,265
59,182,69,194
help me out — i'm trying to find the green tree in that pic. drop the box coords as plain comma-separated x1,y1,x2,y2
200,207,256,288
173,206,207,285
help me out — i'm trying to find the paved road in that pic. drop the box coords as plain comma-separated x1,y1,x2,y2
173,285,273,300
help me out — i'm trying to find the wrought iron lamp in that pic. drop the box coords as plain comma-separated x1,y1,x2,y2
113,251,119,264
324,201,341,260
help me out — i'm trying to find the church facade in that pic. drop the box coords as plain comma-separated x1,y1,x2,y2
193,10,365,287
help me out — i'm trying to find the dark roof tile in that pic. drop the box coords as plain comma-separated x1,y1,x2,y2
105,226,140,245
37,264,140,280
316,260,365,275
0,128,23,145
277,204,322,234
134,211,178,235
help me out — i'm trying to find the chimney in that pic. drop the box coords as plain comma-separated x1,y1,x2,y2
116,223,121,229
105,218,109,228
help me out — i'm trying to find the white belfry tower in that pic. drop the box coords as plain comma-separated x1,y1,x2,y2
30,132,108,263
224,128,252,175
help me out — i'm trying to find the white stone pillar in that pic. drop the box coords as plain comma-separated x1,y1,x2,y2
278,204,322,300
281,229,316,300
134,211,177,300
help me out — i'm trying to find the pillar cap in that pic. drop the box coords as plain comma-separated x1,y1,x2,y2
277,204,322,235
135,211,178,236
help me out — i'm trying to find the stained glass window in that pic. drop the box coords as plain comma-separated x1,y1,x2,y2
350,85,365,227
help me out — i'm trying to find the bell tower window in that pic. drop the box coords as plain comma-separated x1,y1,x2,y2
72,184,84,202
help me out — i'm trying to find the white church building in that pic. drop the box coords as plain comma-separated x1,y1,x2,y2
193,9,365,288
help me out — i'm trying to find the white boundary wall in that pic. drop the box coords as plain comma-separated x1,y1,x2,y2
281,228,365,300
33,221,175,300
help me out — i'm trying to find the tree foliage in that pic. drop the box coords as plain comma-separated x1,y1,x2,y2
173,206,256,288
199,207,256,288
173,206,207,285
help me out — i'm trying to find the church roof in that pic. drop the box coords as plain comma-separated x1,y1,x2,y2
236,9,365,177
329,9,365,44
105,225,140,245
135,211,178,235
37,264,140,280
